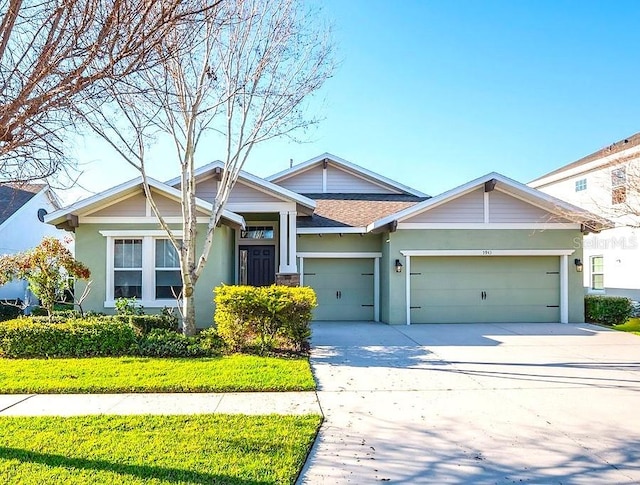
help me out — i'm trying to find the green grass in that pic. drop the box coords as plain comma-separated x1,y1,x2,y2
0,355,315,393
613,317,640,336
0,414,322,484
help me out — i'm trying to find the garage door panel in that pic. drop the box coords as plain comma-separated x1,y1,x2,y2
410,256,560,323
304,258,374,321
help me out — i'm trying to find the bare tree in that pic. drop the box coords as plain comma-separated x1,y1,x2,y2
85,0,333,335
0,0,213,184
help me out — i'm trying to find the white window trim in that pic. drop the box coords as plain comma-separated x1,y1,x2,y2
103,234,183,308
588,255,605,294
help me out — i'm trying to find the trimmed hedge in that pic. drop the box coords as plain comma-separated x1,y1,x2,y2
113,314,179,336
135,329,218,357
0,302,22,322
585,295,633,326
214,285,316,352
0,318,137,358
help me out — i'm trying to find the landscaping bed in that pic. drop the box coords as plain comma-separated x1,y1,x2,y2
0,414,322,484
0,355,315,394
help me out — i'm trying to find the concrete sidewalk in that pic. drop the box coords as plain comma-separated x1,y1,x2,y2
0,391,321,416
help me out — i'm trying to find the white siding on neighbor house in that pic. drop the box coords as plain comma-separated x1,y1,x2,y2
276,165,324,193
227,181,286,204
404,188,484,223
326,164,401,194
489,190,562,223
0,189,66,301
88,193,147,217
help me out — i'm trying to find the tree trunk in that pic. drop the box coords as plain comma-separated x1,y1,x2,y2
182,285,197,336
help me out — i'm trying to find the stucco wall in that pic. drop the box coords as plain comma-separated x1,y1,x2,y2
75,223,235,328
384,229,584,324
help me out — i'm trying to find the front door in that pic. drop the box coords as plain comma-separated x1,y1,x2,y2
239,245,276,286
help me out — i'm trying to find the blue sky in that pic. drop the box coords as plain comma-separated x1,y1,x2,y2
67,0,640,201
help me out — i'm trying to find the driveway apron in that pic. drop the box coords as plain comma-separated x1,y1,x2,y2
298,322,640,484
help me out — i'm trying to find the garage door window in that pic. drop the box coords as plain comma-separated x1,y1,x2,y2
590,256,604,291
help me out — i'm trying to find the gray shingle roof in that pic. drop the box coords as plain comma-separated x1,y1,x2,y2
297,193,429,228
0,184,45,225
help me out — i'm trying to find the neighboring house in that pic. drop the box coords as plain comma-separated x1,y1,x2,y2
530,133,640,301
46,153,604,326
0,184,63,302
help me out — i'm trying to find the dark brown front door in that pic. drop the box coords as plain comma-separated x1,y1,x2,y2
239,245,276,286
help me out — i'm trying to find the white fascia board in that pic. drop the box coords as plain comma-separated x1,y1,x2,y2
99,230,185,237
397,223,581,230
297,227,367,234
267,152,428,197
0,188,48,232
297,251,382,258
400,249,576,257
165,160,315,210
530,145,640,188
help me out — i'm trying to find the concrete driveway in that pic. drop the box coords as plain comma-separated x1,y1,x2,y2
298,322,640,484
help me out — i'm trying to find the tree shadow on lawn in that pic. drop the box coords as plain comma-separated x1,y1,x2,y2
0,446,270,485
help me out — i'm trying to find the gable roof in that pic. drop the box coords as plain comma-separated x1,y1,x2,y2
368,172,610,233
0,184,55,226
165,160,316,213
297,193,427,231
45,177,245,230
267,153,429,198
530,131,640,187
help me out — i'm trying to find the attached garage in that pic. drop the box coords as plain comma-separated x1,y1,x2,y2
298,253,380,321
409,256,560,323
400,249,575,325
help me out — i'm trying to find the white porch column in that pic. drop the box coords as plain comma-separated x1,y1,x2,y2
374,257,380,322
405,256,411,325
287,210,297,272
279,211,288,273
560,255,569,323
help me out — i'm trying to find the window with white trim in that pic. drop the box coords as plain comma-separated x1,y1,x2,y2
590,255,604,291
114,239,142,298
575,178,587,192
155,239,182,299
105,235,183,306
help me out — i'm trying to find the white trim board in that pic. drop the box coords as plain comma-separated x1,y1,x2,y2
397,223,581,230
297,252,383,258
297,227,367,234
100,230,184,237
400,249,575,257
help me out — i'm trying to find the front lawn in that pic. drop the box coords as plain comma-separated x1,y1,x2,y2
0,414,321,484
613,318,640,336
0,355,315,393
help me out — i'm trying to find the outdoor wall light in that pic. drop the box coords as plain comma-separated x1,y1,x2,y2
395,259,403,273
574,258,583,273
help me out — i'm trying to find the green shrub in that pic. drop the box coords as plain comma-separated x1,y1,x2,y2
114,314,179,336
0,302,22,322
135,329,214,357
0,318,137,358
214,285,316,353
585,295,633,326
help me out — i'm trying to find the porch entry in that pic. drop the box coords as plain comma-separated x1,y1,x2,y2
239,245,276,286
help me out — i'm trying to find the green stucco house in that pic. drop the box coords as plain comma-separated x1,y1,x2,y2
46,154,605,327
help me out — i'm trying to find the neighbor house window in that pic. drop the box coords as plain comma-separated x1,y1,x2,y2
611,167,626,205
114,239,143,298
575,178,587,192
590,256,604,291
155,239,182,299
